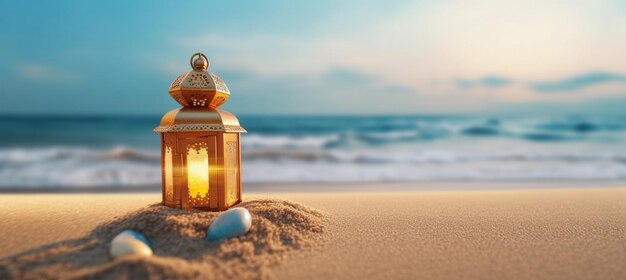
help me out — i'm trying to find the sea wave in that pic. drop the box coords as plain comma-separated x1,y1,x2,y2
241,119,626,148
0,147,161,187
243,149,626,164
1,145,626,188
2,115,626,187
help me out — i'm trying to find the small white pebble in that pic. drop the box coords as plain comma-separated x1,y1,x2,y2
109,231,153,259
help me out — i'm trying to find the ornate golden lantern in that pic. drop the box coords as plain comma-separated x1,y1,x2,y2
154,52,246,211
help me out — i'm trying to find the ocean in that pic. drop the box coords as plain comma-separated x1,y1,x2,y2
1,114,626,189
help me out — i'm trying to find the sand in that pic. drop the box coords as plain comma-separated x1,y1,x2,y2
1,184,625,279
0,199,327,279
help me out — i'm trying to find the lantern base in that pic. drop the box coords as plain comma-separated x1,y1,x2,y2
162,198,241,212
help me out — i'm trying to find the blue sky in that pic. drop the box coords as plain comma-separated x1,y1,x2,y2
1,0,626,115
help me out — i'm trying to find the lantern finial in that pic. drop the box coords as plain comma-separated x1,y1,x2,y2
190,52,209,70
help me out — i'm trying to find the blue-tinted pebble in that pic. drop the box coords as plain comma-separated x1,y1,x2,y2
207,207,252,241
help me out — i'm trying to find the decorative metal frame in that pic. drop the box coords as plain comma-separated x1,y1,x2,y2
155,52,245,211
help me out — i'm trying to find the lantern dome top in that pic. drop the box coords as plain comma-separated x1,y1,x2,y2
153,108,246,133
168,52,230,109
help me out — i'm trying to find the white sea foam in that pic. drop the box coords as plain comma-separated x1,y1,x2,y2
0,147,161,187
1,142,626,188
243,134,339,149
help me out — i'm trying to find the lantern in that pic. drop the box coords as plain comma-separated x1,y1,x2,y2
154,52,246,211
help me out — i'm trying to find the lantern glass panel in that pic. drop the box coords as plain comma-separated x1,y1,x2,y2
225,137,239,205
187,145,209,200
164,146,174,201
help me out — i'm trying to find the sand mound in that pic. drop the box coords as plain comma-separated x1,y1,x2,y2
0,199,327,279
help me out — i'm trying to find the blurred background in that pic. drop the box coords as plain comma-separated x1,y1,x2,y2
1,1,626,189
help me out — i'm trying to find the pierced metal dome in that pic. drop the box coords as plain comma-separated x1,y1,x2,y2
168,52,230,109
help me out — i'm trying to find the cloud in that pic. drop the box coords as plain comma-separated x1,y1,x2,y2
457,76,514,89
18,64,78,83
217,66,419,114
168,1,626,114
321,67,415,95
323,68,373,85
384,85,415,95
531,72,626,93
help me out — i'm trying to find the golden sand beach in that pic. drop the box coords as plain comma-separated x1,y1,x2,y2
1,184,625,279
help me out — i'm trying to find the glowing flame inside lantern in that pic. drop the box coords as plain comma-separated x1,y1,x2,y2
187,146,209,199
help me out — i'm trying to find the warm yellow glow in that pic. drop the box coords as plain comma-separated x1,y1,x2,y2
226,139,239,205
187,146,209,199
164,146,174,200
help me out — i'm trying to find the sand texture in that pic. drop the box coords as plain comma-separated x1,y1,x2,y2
0,199,327,279
1,185,625,279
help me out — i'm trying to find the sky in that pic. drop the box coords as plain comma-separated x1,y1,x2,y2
1,0,626,116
